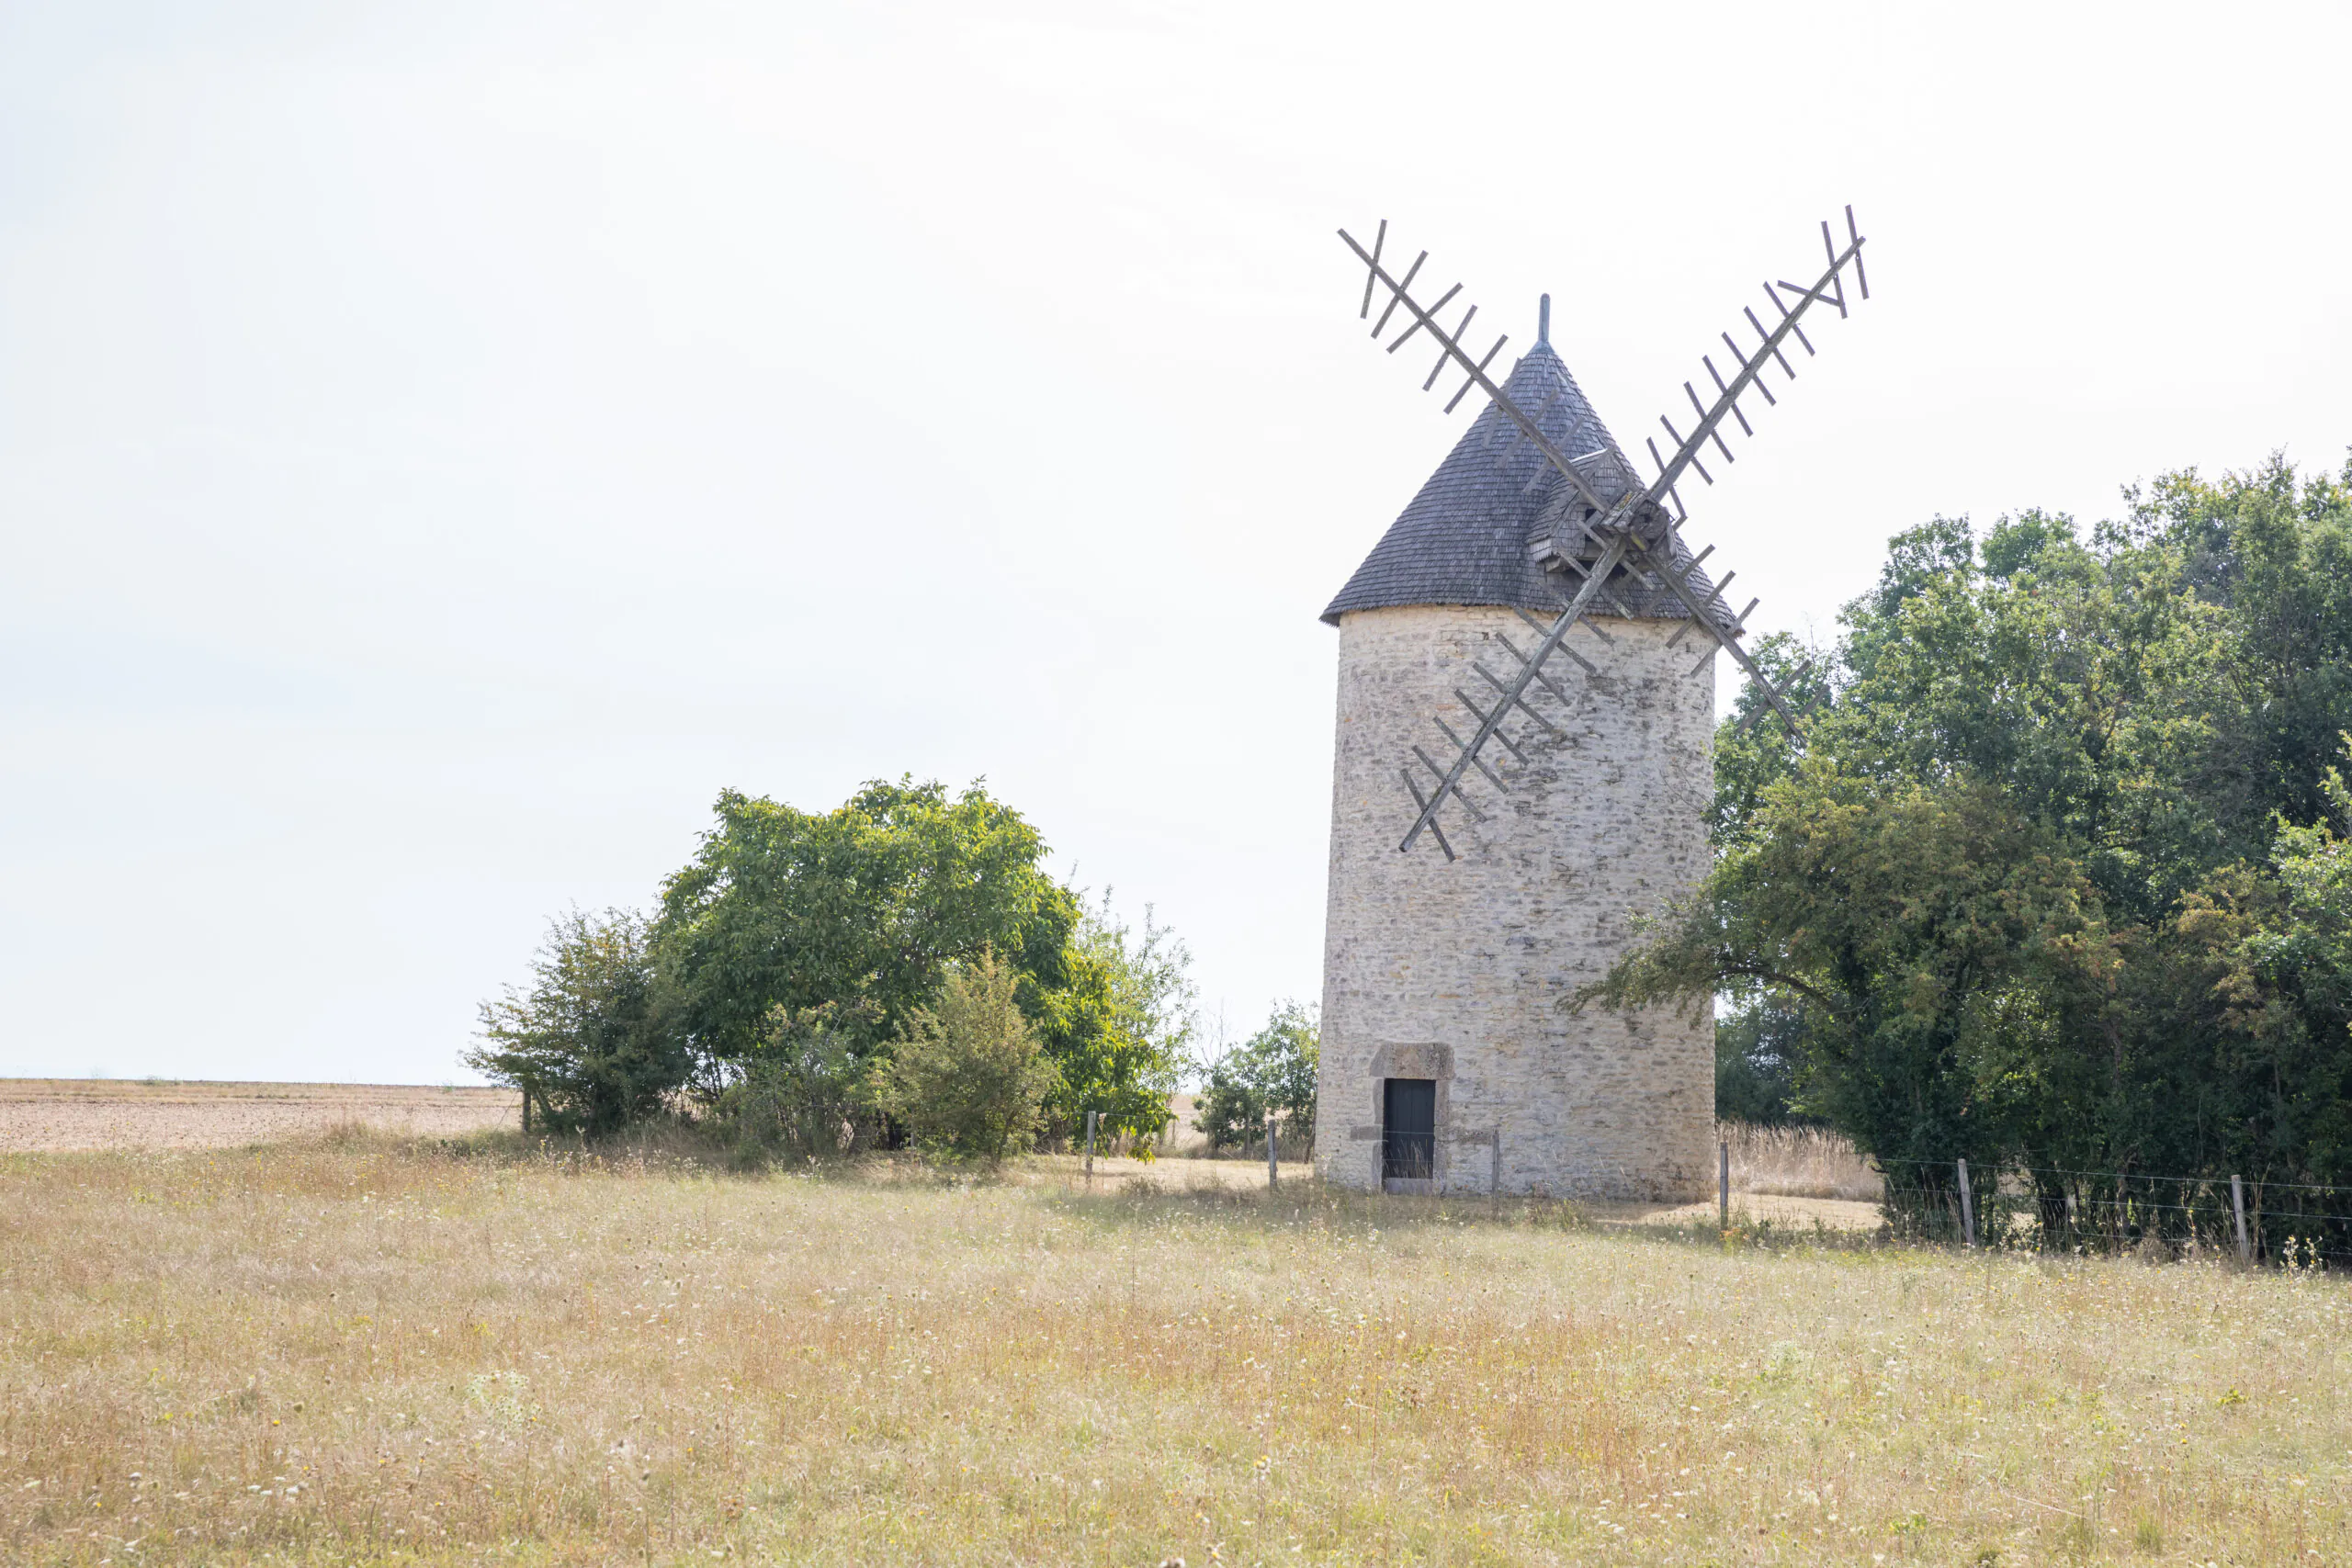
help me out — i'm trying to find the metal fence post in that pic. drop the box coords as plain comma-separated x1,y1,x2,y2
2232,1173,2250,1263
1266,1111,1278,1188
1719,1139,1731,1231
1956,1158,1977,1247
1490,1129,1502,1215
1085,1110,1097,1185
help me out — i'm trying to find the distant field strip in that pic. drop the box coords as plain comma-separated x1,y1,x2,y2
0,1079,518,1151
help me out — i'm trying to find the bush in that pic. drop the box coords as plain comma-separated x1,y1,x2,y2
466,908,690,1136
710,1002,877,1159
1195,1000,1317,1153
873,950,1062,1162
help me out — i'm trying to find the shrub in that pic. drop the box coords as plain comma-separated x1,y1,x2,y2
466,908,689,1136
710,1002,877,1158
873,950,1062,1162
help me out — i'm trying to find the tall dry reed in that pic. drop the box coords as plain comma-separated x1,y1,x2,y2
1719,1118,1885,1201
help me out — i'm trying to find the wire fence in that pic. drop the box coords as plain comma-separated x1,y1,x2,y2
1871,1157,2352,1266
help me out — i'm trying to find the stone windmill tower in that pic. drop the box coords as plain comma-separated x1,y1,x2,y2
1314,212,1870,1199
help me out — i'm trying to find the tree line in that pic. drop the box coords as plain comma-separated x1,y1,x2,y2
468,778,1317,1161
1590,453,2352,1208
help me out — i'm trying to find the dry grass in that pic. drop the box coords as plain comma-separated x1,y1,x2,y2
0,1079,519,1152
1723,1120,1886,1202
4,1134,2346,1566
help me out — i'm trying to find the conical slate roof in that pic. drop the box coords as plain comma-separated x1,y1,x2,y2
1322,340,1712,626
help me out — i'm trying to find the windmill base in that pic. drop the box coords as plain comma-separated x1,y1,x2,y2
1313,604,1717,1205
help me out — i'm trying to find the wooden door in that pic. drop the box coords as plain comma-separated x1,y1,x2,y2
1383,1078,1435,1179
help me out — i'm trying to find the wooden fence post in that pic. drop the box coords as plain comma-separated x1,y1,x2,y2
520,1086,532,1136
1266,1111,1278,1188
2232,1173,2250,1263
1085,1110,1097,1185
1719,1139,1731,1231
1490,1130,1501,1216
1956,1158,1977,1248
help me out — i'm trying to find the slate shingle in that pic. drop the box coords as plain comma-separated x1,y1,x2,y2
1321,342,1718,626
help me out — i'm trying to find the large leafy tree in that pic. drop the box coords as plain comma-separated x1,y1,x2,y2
652,779,1193,1150
1593,452,2352,1209
1591,767,2120,1172
654,779,1079,1075
481,779,1193,1148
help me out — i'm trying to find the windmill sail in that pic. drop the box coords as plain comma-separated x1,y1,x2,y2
1337,210,1870,856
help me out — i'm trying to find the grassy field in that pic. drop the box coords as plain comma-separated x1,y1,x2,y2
3,1134,2345,1566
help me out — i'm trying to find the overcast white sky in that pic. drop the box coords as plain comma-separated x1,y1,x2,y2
4,0,2349,1082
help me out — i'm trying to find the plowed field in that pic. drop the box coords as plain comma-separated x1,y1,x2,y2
0,1077,519,1151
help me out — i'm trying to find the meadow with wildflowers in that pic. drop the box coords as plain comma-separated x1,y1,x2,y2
3,1133,2345,1566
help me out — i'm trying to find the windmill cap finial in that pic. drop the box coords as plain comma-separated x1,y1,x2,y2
1538,293,1551,346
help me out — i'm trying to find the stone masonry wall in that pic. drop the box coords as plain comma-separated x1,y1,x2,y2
1314,604,1715,1201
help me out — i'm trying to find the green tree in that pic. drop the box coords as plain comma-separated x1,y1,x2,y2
1587,768,2120,1175
654,779,1078,1076
1032,894,1194,1150
873,949,1062,1162
2161,743,2352,1190
1194,1001,1318,1153
2119,456,2352,843
1591,450,2352,1213
1714,992,1807,1125
466,908,690,1135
